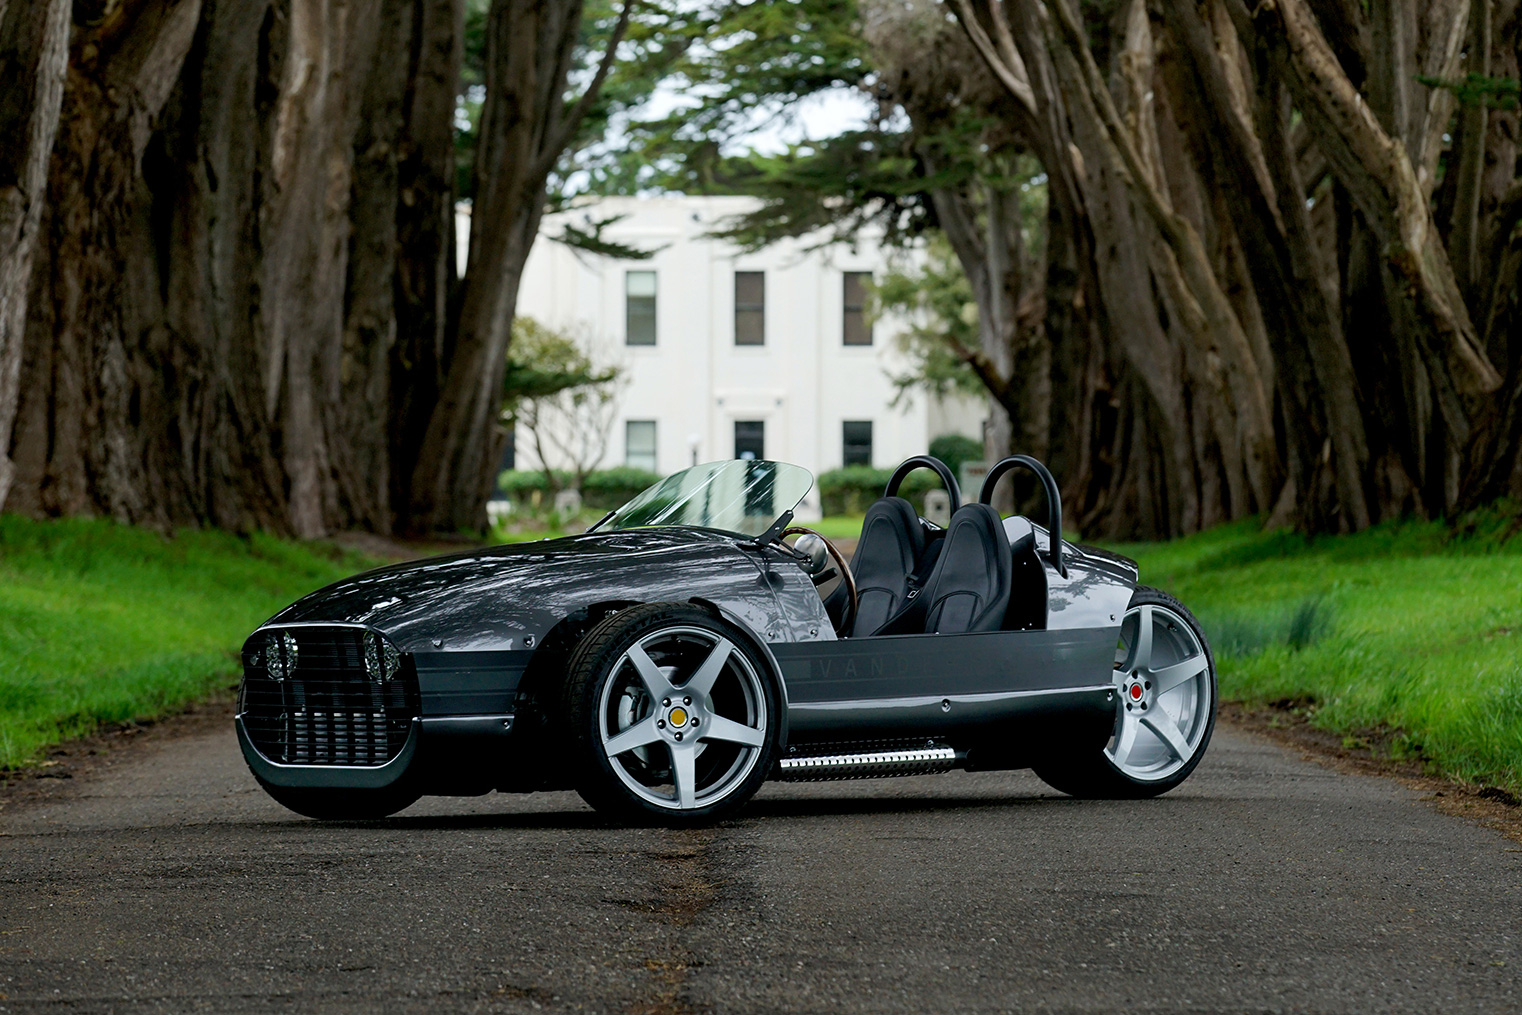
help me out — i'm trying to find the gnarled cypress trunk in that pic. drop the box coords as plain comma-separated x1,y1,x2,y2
0,0,70,512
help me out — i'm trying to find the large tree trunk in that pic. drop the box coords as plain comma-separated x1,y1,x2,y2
1232,0,1500,448
0,0,71,511
388,0,463,533
8,0,434,536
1160,0,1375,530
9,0,207,525
401,0,628,533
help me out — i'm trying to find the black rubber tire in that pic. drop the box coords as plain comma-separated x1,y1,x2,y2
256,777,422,820
563,603,781,826
1032,586,1217,799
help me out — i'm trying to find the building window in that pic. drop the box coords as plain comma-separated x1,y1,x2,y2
842,421,873,466
734,420,765,460
625,420,657,472
734,271,765,345
626,270,657,346
843,271,872,346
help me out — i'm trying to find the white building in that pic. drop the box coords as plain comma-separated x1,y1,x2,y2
495,195,984,518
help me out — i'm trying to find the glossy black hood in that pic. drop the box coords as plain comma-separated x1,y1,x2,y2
262,527,791,653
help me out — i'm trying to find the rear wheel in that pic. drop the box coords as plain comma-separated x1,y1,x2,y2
256,777,421,820
1034,586,1216,798
564,603,781,825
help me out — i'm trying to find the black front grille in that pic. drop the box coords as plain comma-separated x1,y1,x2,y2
240,626,418,766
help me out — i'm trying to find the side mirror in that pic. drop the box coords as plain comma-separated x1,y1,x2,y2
792,533,832,576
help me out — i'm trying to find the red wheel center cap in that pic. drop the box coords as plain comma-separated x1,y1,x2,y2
1129,684,1143,700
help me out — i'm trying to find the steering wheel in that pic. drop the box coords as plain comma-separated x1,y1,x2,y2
783,526,857,637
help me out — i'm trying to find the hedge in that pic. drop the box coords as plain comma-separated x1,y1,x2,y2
929,434,984,479
816,465,949,516
497,467,661,511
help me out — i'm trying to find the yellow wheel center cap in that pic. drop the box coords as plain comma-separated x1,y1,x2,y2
668,707,689,728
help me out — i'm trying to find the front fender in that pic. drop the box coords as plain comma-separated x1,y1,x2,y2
690,596,791,750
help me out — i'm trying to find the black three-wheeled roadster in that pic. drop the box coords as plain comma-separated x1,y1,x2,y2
238,456,1216,824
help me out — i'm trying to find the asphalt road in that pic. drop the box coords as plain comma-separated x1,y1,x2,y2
1,725,1519,1014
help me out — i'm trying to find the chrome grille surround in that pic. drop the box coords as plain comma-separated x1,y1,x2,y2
240,626,418,767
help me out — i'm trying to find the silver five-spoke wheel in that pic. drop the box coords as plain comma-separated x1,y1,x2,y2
565,603,781,824
1108,601,1212,781
1032,586,1216,798
599,626,768,810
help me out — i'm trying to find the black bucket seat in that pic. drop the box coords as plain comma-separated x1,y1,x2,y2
876,503,1013,636
845,456,963,638
847,496,926,636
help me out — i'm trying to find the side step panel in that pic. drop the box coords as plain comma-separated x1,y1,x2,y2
775,745,958,782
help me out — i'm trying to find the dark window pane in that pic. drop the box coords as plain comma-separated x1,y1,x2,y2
625,420,657,472
626,270,657,346
734,420,765,461
843,271,872,345
734,271,765,345
842,420,873,466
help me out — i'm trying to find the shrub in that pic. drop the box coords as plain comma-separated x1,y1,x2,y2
817,465,945,515
497,467,660,512
929,434,984,478
581,467,660,509
497,470,561,510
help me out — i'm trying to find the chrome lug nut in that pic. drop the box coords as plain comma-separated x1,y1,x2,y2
674,732,683,742
690,717,699,727
657,719,666,728
662,698,671,707
683,696,691,705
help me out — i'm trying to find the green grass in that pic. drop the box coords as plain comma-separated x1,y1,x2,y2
809,515,866,540
0,516,375,769
1116,507,1522,794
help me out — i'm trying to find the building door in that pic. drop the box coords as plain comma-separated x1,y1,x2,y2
734,420,765,460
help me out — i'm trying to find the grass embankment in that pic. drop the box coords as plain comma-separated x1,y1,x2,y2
1118,511,1522,795
0,517,374,769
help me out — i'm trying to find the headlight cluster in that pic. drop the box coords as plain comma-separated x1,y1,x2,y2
363,629,401,683
265,631,298,681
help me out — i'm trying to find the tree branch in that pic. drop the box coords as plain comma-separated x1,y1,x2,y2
1450,0,1491,296
533,0,636,182
949,0,1037,116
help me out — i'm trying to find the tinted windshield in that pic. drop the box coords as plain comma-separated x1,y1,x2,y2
606,460,813,537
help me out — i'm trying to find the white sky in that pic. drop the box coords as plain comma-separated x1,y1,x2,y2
639,81,877,155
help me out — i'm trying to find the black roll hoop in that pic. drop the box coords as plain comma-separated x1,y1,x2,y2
883,455,961,514
979,455,1066,577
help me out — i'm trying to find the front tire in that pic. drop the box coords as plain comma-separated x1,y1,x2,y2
563,603,781,826
1033,586,1216,799
256,777,422,820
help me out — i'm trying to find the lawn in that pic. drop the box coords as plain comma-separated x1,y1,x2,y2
1119,509,1522,794
0,516,375,769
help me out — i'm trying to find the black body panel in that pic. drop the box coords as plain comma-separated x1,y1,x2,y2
774,627,1117,740
265,529,817,655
